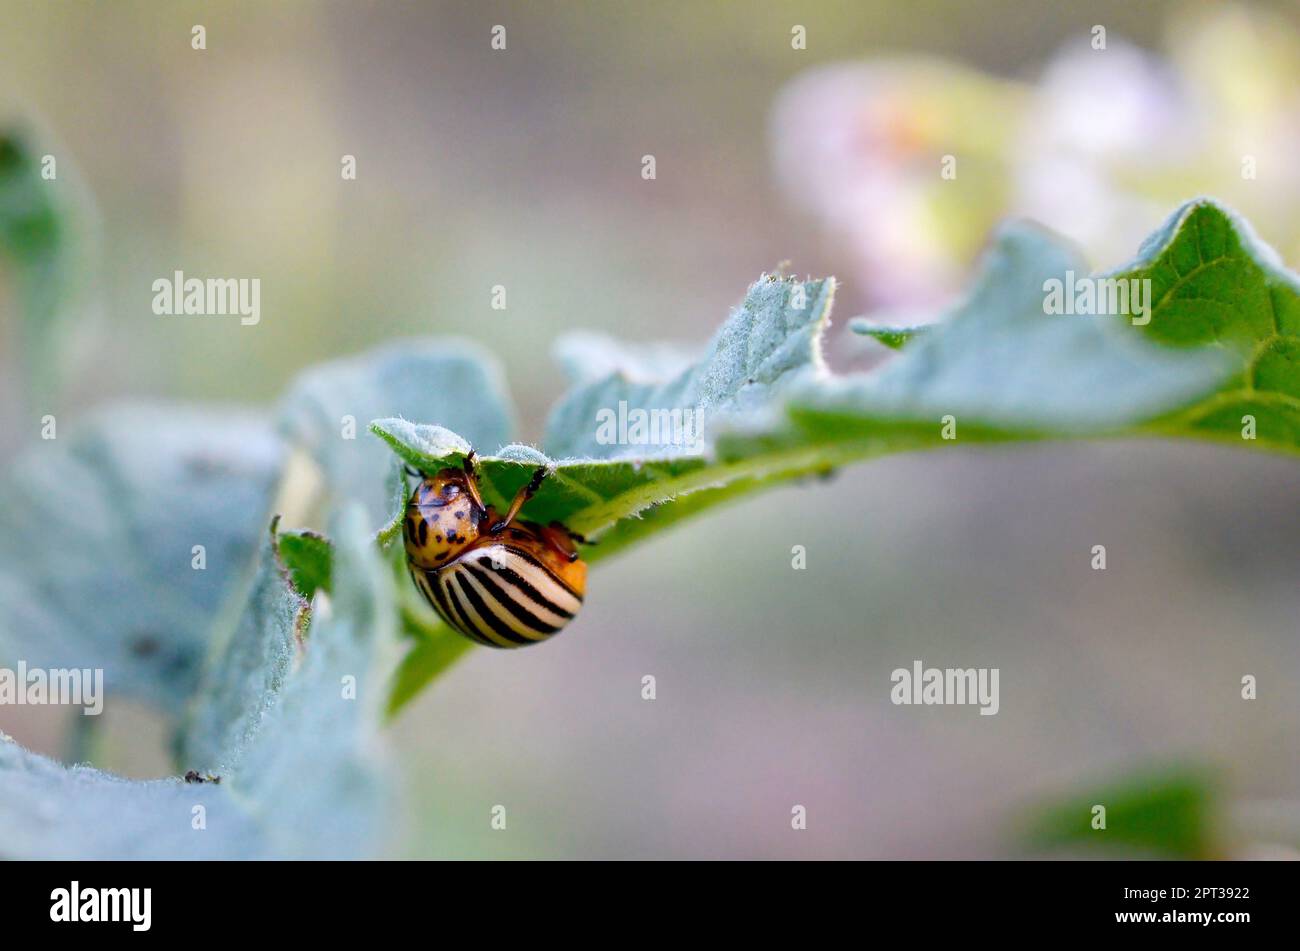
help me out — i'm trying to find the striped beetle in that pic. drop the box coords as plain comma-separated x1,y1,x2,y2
403,453,587,648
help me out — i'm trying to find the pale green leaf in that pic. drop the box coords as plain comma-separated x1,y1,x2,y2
0,506,396,859
278,340,515,531
0,739,262,859
0,404,283,714
177,518,310,774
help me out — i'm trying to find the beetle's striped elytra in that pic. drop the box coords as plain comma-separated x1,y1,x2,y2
403,453,587,648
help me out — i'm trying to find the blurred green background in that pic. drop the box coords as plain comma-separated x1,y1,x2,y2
1,0,1297,858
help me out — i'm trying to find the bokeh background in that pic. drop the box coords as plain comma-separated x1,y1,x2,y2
2,0,1298,858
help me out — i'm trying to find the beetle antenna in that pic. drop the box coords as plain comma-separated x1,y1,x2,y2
461,450,487,518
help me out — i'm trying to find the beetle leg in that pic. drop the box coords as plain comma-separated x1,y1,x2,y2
542,522,583,562
563,527,593,546
552,522,593,546
489,466,547,534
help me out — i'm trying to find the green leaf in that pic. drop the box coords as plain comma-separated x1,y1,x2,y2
806,219,1233,436
1116,200,1300,452
372,275,839,543
0,506,396,859
373,220,1239,548
279,529,334,600
848,199,1300,452
0,404,284,714
849,322,929,350
277,340,515,532
1022,766,1222,859
0,132,62,268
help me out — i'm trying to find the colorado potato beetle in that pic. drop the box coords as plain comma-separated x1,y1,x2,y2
403,452,587,647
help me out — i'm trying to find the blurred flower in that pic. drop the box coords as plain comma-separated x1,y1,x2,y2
1012,38,1198,262
771,4,1300,319
772,59,1021,315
